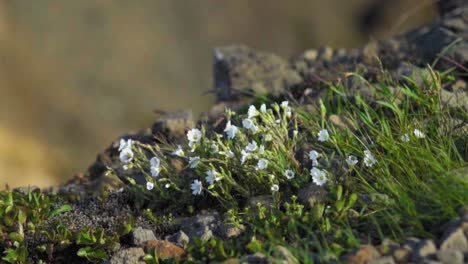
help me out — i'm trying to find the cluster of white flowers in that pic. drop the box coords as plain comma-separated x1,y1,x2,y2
281,101,292,118
150,157,161,177
119,139,134,164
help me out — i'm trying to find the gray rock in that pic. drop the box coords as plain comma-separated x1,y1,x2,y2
412,239,437,261
318,46,334,61
178,211,220,241
368,256,395,264
151,110,195,141
297,183,328,208
439,227,468,251
213,45,302,101
218,223,245,239
440,89,468,111
131,227,157,247
166,230,189,248
240,252,269,264
107,247,145,264
271,246,299,264
436,250,464,264
248,195,274,208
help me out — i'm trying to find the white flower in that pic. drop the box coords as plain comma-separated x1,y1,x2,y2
363,150,376,167
317,129,330,142
119,148,134,164
146,182,154,190
240,150,250,164
309,150,319,166
263,134,273,142
271,184,279,192
191,180,203,195
248,105,258,118
400,133,410,142
293,130,298,137
205,169,221,185
119,138,133,151
259,145,265,155
150,166,160,177
275,119,281,124
414,129,425,139
150,157,160,168
211,143,219,154
256,158,268,170
123,165,130,171
310,167,327,186
281,101,289,109
189,156,201,168
345,155,358,166
224,121,239,139
242,118,254,129
165,183,170,189
284,169,295,180
286,108,292,118
260,104,267,113
172,145,185,157
187,128,202,147
245,140,258,152
226,150,235,158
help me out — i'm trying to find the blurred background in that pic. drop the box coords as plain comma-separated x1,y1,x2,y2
0,0,436,188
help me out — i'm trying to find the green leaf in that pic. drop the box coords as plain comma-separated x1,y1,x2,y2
49,204,72,217
336,185,343,201
2,248,18,263
335,200,345,212
77,246,108,262
8,232,24,242
346,193,358,209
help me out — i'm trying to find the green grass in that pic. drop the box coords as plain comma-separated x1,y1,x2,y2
1,66,467,263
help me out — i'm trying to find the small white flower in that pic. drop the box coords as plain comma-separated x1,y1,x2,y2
264,134,273,142
260,104,267,113
150,157,161,168
211,143,219,154
275,119,281,124
205,169,221,185
119,148,134,164
250,124,259,134
345,155,358,166
259,145,265,155
165,183,170,189
189,156,201,168
240,150,250,164
242,118,254,129
256,158,269,170
226,150,235,158
363,150,376,167
293,130,298,137
286,108,292,118
172,145,185,157
281,101,289,109
118,139,133,152
284,169,295,180
245,140,258,152
310,167,327,186
224,121,239,139
271,184,279,192
309,150,319,166
191,180,203,195
413,129,425,139
317,129,330,142
400,133,410,142
150,166,160,177
268,174,275,180
146,182,154,190
187,128,202,147
123,165,130,171
248,105,258,118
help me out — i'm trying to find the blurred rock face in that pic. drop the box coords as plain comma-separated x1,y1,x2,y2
0,0,435,188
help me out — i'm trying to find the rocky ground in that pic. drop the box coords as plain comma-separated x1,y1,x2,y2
2,1,468,263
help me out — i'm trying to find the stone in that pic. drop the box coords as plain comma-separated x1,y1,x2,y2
440,89,468,111
377,239,399,255
166,230,190,248
213,45,302,101
297,183,328,208
302,49,318,61
131,227,157,247
343,245,381,264
143,240,187,260
318,46,334,61
178,211,220,241
239,252,270,264
412,239,437,261
218,223,245,239
329,114,348,129
271,246,299,264
392,248,411,263
436,250,464,264
439,227,468,251
368,256,395,264
108,247,145,264
221,258,241,264
151,110,195,141
248,195,274,208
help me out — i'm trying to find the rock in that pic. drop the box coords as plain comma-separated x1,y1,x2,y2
143,240,187,260
318,46,334,61
239,252,270,264
439,227,468,251
329,114,348,129
178,211,220,241
213,45,302,101
220,258,241,264
131,227,157,247
302,49,318,61
108,247,146,264
151,110,195,141
440,89,468,111
218,223,245,239
271,245,299,264
377,239,399,255
395,62,432,88
368,256,395,264
392,248,411,263
412,239,437,261
343,245,381,264
450,80,466,92
166,230,189,248
297,183,328,208
436,250,464,264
